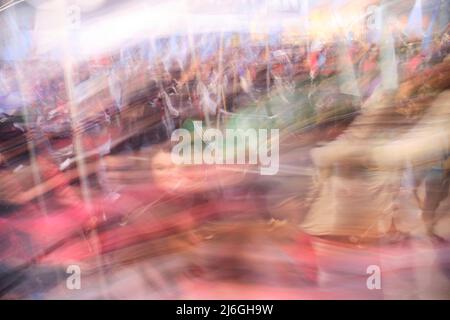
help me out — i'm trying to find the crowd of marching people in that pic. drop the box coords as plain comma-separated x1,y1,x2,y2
0,22,448,226
1,26,449,169
0,21,450,297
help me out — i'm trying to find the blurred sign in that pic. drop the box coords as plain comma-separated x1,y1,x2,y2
66,5,81,31
365,4,378,31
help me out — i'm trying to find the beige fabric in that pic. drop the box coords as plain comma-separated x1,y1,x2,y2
301,90,450,238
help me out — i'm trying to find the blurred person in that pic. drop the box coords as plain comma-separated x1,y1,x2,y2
405,47,426,78
301,54,450,241
358,44,381,101
195,66,218,127
309,43,326,83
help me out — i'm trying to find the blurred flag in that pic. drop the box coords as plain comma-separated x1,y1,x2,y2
366,4,383,44
422,0,440,52
405,0,423,38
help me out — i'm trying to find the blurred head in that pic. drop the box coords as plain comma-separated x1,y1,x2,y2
369,45,379,59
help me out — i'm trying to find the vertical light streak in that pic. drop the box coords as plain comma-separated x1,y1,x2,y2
219,30,227,114
4,4,49,215
13,64,48,216
61,11,93,214
61,0,109,299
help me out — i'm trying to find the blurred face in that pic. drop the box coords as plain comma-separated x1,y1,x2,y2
369,47,379,59
151,150,247,194
151,150,205,193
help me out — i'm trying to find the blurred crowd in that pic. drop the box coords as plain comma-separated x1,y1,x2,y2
0,13,450,298
1,25,449,164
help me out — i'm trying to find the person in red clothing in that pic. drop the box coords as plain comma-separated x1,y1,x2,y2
406,48,425,78
359,44,379,74
309,46,325,81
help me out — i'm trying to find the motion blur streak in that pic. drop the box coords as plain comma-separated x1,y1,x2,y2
0,0,449,299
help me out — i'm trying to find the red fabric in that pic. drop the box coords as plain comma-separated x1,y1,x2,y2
282,233,318,284
361,58,377,74
309,51,320,74
406,54,424,75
